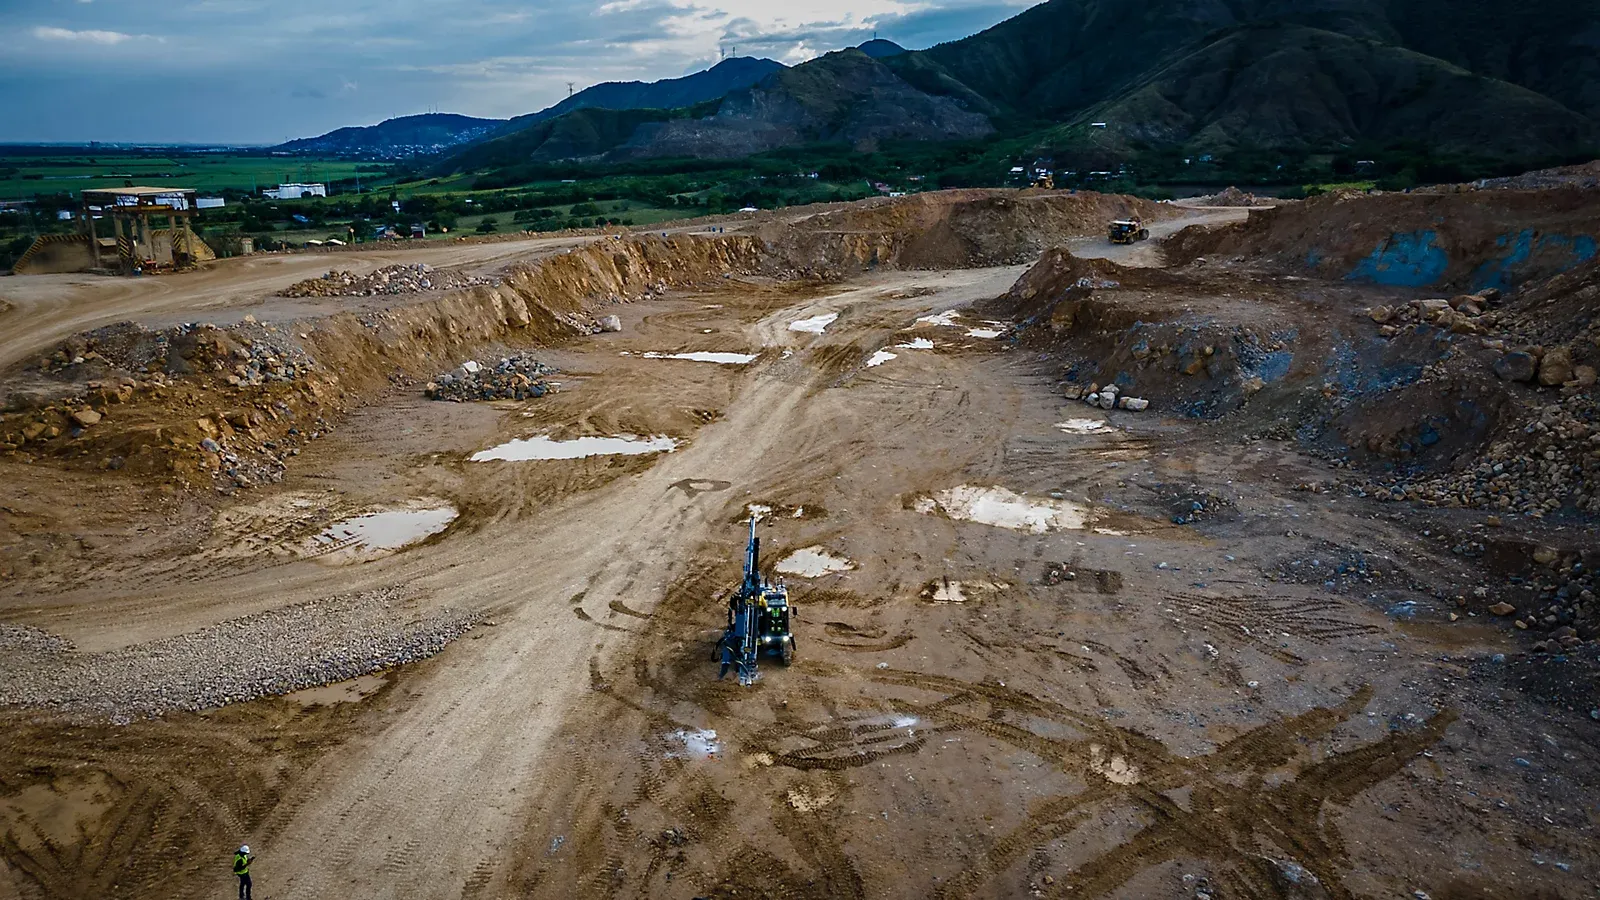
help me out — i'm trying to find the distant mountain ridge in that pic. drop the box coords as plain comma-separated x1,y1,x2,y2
501,57,786,130
274,57,785,157
276,113,504,157
299,0,1600,168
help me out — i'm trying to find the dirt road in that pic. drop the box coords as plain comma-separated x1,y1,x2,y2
1,193,1595,900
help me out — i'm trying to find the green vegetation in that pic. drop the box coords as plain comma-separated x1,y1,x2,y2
0,152,387,201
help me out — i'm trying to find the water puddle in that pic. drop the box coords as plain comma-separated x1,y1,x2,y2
967,327,1004,339
896,337,934,350
287,672,388,707
789,312,839,334
1089,743,1141,785
775,547,856,577
866,350,897,367
1057,418,1116,435
642,351,758,365
666,728,722,759
916,311,962,327
921,577,1008,603
305,504,458,560
471,434,677,462
916,485,1094,533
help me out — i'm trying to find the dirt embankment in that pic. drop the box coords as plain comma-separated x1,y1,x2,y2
0,234,765,486
994,201,1600,518
1168,187,1600,291
757,189,1174,273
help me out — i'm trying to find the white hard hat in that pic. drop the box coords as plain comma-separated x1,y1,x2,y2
239,845,250,854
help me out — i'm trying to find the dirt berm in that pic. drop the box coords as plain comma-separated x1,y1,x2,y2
1168,187,1599,292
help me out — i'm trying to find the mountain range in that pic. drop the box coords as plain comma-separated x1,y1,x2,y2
285,1,1600,168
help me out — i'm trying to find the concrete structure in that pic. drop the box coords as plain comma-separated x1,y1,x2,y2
264,183,327,200
197,197,227,209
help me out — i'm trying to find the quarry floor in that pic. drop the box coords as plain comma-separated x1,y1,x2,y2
1,209,1596,900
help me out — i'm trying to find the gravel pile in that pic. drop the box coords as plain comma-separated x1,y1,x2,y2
282,263,494,298
1192,186,1271,207
425,354,556,402
0,587,478,721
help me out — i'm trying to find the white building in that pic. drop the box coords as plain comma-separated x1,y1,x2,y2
263,183,327,200
196,197,226,209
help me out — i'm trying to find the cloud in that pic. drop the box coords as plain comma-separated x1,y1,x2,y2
32,25,139,44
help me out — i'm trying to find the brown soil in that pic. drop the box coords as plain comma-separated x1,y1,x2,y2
0,187,1596,900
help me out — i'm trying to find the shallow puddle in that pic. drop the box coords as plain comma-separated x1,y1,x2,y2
287,672,388,707
916,311,961,327
866,349,897,367
775,547,855,577
917,484,1094,533
788,312,839,334
642,351,758,365
667,728,722,759
1057,418,1115,435
966,327,1004,339
896,337,934,350
471,434,677,462
306,504,458,559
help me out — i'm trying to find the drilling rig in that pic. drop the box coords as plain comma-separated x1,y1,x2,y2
716,518,795,685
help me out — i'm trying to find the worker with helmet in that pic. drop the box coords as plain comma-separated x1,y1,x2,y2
232,845,254,900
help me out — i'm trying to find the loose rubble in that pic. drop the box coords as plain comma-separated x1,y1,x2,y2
426,354,556,402
0,588,478,721
282,263,495,298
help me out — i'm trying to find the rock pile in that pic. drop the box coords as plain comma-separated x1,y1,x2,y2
1193,186,1270,207
1366,288,1500,337
1505,557,1598,650
0,588,479,721
426,354,556,402
283,264,494,298
1352,391,1600,516
1062,380,1150,411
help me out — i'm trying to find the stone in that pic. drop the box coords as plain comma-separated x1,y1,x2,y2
1493,351,1537,383
1368,306,1394,324
1098,393,1118,410
1418,298,1452,318
1488,602,1517,616
598,315,623,333
71,408,102,427
1538,347,1574,386
1574,365,1597,387
1118,397,1150,411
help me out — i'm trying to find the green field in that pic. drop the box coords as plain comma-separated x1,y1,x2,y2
0,154,387,201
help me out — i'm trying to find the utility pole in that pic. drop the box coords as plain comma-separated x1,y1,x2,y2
567,82,576,98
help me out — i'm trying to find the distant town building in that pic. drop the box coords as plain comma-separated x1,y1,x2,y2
196,197,226,209
263,183,327,200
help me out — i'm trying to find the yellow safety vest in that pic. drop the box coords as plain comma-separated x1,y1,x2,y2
233,854,250,875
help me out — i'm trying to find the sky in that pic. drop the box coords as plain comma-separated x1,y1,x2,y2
0,0,1034,145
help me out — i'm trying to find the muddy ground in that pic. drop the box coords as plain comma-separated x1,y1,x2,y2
0,192,1596,900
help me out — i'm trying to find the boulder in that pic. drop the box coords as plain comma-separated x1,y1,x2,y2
1575,365,1598,387
1117,397,1150,411
1368,306,1394,324
1538,347,1574,386
71,408,102,427
599,315,623,333
1493,351,1537,383
1489,602,1517,616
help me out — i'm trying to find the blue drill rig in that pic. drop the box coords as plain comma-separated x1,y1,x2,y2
717,518,795,685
